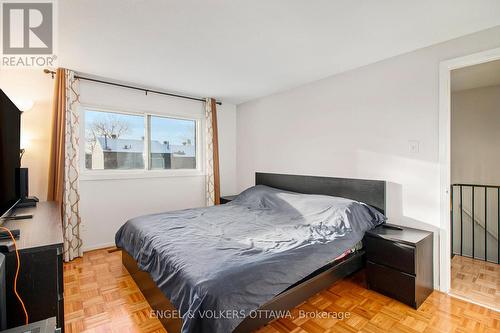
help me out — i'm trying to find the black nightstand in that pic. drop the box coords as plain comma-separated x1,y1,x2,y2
365,224,433,309
220,195,238,204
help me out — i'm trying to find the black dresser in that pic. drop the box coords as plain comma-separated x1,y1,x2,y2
365,224,433,309
1,202,64,330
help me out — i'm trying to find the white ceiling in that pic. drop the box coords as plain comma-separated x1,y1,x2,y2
451,59,500,92
58,0,500,105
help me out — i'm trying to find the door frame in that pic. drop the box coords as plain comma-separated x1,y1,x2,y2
438,47,500,292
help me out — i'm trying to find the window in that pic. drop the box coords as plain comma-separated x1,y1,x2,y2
84,108,198,172
149,116,197,170
85,110,145,170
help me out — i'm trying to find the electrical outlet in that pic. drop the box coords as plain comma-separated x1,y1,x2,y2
408,140,420,153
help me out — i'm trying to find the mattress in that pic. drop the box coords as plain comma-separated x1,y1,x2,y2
116,185,385,333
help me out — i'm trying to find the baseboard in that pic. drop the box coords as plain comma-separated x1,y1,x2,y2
83,242,116,253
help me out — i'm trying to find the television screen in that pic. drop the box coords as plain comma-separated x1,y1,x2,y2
0,89,21,217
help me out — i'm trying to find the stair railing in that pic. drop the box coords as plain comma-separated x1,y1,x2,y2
451,183,499,263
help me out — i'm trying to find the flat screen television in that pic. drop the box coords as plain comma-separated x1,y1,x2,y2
0,89,21,218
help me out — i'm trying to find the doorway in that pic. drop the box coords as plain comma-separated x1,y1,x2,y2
439,50,500,310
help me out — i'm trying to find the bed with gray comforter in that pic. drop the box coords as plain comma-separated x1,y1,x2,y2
115,185,386,333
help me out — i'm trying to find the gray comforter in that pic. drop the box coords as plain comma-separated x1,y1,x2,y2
115,185,385,333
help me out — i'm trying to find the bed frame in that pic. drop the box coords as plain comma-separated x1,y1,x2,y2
121,172,386,333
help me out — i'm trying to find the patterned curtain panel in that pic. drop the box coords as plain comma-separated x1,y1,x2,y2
62,70,83,261
205,98,221,206
48,68,83,262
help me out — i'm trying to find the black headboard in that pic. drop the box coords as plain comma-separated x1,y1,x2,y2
255,172,386,214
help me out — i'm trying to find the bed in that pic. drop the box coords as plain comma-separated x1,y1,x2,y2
116,172,386,333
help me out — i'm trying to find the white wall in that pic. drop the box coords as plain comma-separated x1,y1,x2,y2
0,69,53,201
218,100,237,196
451,85,500,185
78,81,237,250
236,26,500,289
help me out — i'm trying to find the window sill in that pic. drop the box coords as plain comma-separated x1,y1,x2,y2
79,169,205,181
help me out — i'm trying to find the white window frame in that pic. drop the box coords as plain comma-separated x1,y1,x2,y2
79,104,204,181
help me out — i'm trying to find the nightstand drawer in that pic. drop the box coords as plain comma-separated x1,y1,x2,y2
367,261,416,308
365,236,415,275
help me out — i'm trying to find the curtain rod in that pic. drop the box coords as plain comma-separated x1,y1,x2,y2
43,69,222,105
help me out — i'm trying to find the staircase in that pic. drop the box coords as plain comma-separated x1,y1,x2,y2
451,184,500,263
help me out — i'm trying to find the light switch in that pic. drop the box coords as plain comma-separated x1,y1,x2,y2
408,140,420,153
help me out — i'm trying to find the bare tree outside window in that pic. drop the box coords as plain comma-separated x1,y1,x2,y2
86,114,131,154
84,110,144,170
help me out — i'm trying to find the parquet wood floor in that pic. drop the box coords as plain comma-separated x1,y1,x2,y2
64,248,165,333
64,249,500,333
450,255,500,311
